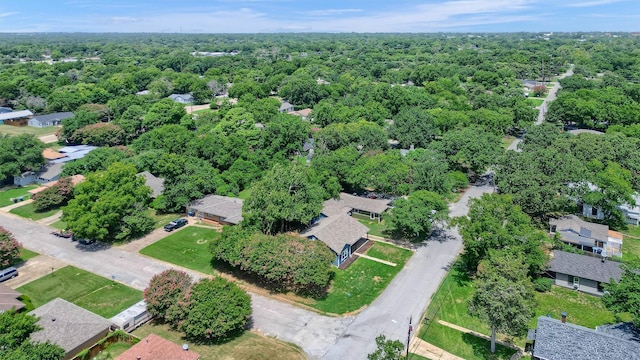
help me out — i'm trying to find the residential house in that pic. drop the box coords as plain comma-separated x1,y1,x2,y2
547,250,623,296
168,93,194,104
288,108,313,120
28,174,85,197
27,112,74,128
29,298,113,360
549,215,623,257
332,192,392,222
301,200,370,268
0,110,33,126
13,162,64,186
135,90,150,96
301,138,314,163
137,171,165,198
116,334,200,360
51,145,97,164
572,182,639,226
529,316,640,360
0,283,25,312
279,101,294,113
0,106,12,114
187,195,243,225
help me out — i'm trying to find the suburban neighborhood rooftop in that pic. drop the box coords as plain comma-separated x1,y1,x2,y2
548,250,623,284
188,194,244,224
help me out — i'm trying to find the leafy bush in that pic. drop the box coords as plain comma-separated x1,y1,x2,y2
210,227,334,296
144,269,192,322
0,227,22,268
32,176,74,212
534,277,553,293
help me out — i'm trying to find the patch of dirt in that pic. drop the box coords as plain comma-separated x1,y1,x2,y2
373,276,382,283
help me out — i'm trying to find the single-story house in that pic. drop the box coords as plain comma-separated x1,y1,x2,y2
0,106,12,114
328,192,392,222
51,145,97,164
14,162,64,186
168,93,194,104
137,171,165,198
279,101,294,113
0,283,25,312
29,298,113,360
187,195,243,225
547,250,623,296
28,174,85,196
0,109,33,126
116,333,200,360
571,182,640,226
28,112,74,128
549,215,623,257
288,108,312,120
42,148,66,161
530,316,640,360
301,199,371,268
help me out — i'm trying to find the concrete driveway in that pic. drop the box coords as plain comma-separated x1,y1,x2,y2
2,254,67,288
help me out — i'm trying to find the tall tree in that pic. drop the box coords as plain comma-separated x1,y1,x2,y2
468,251,536,353
389,107,437,149
0,134,45,182
603,264,640,327
144,269,192,323
367,335,405,360
62,162,154,242
388,190,448,241
0,311,65,360
0,227,22,268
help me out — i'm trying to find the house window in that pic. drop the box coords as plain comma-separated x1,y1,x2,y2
341,249,349,261
592,207,598,216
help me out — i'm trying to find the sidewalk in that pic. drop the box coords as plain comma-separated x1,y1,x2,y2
438,320,524,351
409,337,465,360
0,199,33,212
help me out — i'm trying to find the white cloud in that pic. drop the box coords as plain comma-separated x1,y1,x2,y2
111,16,139,24
564,0,622,7
304,9,363,16
0,12,18,18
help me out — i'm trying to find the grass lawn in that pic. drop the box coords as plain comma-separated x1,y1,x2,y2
100,342,132,358
9,202,60,220
308,242,413,314
408,354,430,360
0,185,37,207
353,214,391,238
50,219,67,230
418,321,516,360
15,248,39,264
17,265,142,318
526,98,545,107
133,321,305,360
0,124,58,137
148,209,183,229
238,187,252,200
140,227,220,274
501,136,515,149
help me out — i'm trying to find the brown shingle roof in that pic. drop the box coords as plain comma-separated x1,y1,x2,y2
337,193,391,215
116,334,200,360
300,213,369,254
42,148,66,160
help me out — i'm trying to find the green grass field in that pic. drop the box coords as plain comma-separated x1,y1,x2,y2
354,214,391,238
309,242,413,314
0,124,58,137
148,209,183,229
133,321,305,360
238,187,253,200
15,248,39,264
526,98,545,107
9,202,60,220
50,220,67,230
140,226,221,274
0,185,37,207
17,265,142,318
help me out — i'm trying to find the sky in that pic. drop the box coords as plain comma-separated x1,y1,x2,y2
0,0,638,33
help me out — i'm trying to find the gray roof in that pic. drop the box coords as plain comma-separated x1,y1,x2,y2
0,109,33,121
335,193,391,215
168,93,194,102
30,112,74,124
137,171,165,198
0,107,12,113
0,283,24,312
29,298,112,354
549,250,623,284
597,323,640,343
533,316,640,360
38,162,64,181
302,138,314,152
188,195,243,224
550,215,609,242
300,213,369,254
279,101,294,111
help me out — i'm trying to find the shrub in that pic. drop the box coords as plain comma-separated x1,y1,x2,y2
210,227,334,296
0,227,22,267
144,269,192,322
32,176,74,212
534,277,553,292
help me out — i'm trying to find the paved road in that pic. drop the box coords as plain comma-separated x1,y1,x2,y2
1,182,492,359
321,184,493,359
507,66,574,152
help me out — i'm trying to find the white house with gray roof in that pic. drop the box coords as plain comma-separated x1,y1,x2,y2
28,112,74,128
548,250,623,296
29,298,113,360
531,316,640,360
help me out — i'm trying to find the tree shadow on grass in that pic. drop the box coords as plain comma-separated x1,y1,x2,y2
462,332,517,360
451,261,474,287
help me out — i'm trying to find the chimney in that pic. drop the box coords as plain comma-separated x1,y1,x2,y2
561,311,567,324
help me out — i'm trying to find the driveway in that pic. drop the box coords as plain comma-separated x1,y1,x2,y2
3,254,67,288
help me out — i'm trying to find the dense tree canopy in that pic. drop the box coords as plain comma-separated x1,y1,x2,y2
0,134,45,183
0,311,65,360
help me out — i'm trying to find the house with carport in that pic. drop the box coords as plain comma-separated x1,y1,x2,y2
549,215,623,257
547,250,623,296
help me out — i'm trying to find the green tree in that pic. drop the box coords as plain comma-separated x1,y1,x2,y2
32,176,74,212
176,277,251,341
388,190,448,241
436,126,502,178
0,311,65,360
0,134,45,182
603,264,640,327
389,107,437,149
348,151,409,195
243,162,325,234
367,335,405,360
144,269,192,323
60,147,133,177
62,162,154,242
468,251,536,353
69,122,125,146
584,162,635,228
0,227,22,268
142,98,187,131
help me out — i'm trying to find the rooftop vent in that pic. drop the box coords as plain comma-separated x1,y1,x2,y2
183,344,189,351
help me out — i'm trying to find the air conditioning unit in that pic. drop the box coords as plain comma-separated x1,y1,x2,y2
573,284,579,290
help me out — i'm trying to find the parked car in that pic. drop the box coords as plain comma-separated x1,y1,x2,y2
0,267,18,282
78,238,96,245
164,218,188,232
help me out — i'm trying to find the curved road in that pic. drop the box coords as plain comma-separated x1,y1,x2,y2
0,182,492,359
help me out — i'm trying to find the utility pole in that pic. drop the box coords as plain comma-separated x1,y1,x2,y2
406,316,413,358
